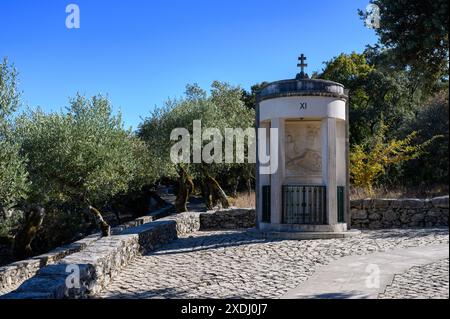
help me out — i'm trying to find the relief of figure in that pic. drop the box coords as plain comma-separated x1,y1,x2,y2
285,124,322,175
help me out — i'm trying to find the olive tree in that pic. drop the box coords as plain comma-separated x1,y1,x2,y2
0,59,29,238
15,94,157,238
139,81,255,212
0,59,29,210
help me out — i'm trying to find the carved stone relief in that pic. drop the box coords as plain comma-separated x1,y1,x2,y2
285,121,322,177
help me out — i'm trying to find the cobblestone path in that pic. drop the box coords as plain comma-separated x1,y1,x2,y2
379,258,449,299
98,228,449,299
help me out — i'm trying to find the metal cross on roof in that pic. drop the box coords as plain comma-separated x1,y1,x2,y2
296,54,309,79
298,54,307,73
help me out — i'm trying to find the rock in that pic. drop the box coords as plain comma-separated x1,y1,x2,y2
408,221,424,228
432,196,449,209
424,215,437,224
368,212,381,221
372,199,394,208
400,212,411,224
388,200,399,208
401,199,425,209
362,199,373,209
368,221,383,230
427,209,444,218
350,200,363,209
351,210,368,220
411,213,425,223
382,210,398,222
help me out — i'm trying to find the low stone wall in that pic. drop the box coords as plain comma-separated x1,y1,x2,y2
200,208,256,230
0,235,100,296
0,204,174,296
1,212,200,299
351,196,449,230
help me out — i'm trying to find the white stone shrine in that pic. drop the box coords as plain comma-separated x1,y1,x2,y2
255,55,358,239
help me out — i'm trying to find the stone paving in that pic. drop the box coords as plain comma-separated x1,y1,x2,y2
379,258,449,299
97,228,449,299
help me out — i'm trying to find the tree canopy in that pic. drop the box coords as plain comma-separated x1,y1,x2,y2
14,94,156,207
360,0,449,91
0,59,29,210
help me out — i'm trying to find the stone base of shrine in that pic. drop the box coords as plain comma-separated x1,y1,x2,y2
251,223,361,240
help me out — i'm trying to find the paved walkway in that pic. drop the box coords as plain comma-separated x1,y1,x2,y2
282,244,449,299
97,228,448,299
379,259,449,299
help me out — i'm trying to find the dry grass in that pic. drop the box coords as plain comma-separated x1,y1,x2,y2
229,191,256,208
228,185,448,207
350,184,449,200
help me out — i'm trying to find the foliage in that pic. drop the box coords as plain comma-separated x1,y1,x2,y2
15,94,157,207
0,59,29,210
242,82,269,109
320,52,374,86
401,90,449,185
0,58,20,133
0,140,29,209
320,52,419,145
0,208,24,238
139,81,255,195
360,0,449,91
350,122,440,195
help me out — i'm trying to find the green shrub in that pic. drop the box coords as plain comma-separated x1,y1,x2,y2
138,82,255,187
0,140,29,210
0,58,29,212
15,94,157,207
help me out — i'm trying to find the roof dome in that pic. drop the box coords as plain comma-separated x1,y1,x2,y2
257,54,347,102
258,78,347,102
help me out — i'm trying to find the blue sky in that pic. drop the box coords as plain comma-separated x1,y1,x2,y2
0,0,377,130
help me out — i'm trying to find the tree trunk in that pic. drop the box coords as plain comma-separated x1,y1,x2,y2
246,178,252,196
200,180,213,210
13,205,45,260
175,166,194,213
203,173,230,209
231,175,240,198
89,206,111,237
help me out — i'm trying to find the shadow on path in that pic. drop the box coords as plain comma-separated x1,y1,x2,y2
150,230,272,256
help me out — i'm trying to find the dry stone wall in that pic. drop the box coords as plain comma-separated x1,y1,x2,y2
1,212,200,299
351,196,449,229
200,208,256,230
0,205,173,296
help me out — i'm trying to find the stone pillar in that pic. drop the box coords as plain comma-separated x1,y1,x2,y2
323,118,337,225
270,118,285,224
258,121,270,225
344,90,351,228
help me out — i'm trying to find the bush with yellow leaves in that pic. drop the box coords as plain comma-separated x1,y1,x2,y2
350,123,441,196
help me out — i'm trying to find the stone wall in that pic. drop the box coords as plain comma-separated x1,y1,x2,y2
0,212,200,299
0,235,100,296
200,208,256,230
0,204,174,296
0,207,248,299
0,206,254,298
351,196,449,230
